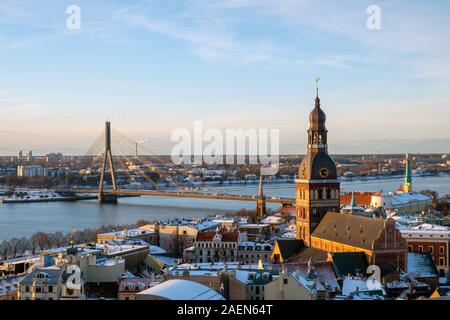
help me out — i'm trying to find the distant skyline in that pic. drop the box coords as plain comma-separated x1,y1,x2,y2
1,0,450,155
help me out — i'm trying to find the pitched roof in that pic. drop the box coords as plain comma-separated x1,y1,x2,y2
311,212,386,251
283,261,340,292
288,247,329,263
331,252,369,278
340,192,375,206
19,267,62,285
274,239,306,261
407,253,439,278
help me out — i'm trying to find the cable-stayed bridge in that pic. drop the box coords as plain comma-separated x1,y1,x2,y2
63,122,295,216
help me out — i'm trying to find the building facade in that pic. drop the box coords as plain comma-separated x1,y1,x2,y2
397,223,450,277
194,228,241,263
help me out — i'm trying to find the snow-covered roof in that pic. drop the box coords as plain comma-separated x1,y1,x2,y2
260,216,285,225
239,223,270,228
196,220,220,231
96,243,148,255
97,228,155,238
281,231,296,239
0,276,24,296
407,253,439,278
171,269,218,277
175,262,259,271
391,192,431,206
149,245,167,255
397,222,450,236
290,271,325,293
136,279,224,300
342,276,385,296
238,241,273,251
234,269,276,285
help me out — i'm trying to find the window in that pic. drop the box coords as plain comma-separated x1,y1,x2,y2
429,246,434,254
35,286,42,293
440,246,445,254
48,286,53,293
255,286,260,294
439,258,445,266
418,245,423,253
283,278,288,285
408,246,413,253
25,285,30,293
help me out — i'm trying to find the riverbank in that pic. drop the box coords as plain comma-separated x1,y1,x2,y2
0,175,448,241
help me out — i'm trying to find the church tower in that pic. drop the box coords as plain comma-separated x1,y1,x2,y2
296,78,340,245
256,175,267,217
403,153,412,193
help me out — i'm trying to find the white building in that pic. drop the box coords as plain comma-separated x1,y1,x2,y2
17,165,48,177
136,279,225,300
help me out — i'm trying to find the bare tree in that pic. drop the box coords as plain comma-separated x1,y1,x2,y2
9,238,20,258
30,232,51,252
18,237,31,256
50,232,68,248
0,240,11,259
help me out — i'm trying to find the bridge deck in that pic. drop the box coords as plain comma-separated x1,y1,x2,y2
71,189,295,205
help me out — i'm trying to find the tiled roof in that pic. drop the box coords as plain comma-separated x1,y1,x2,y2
196,228,239,242
340,192,376,206
311,212,386,251
288,247,329,263
407,253,439,278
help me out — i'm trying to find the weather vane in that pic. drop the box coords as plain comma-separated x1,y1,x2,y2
315,76,320,97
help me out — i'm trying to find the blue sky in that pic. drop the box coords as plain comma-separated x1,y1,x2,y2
0,0,449,155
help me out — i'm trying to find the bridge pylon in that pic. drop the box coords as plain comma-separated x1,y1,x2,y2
98,121,118,204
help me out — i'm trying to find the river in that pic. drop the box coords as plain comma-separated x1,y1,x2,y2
0,175,448,241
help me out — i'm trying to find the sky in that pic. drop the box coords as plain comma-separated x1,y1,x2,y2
0,0,449,155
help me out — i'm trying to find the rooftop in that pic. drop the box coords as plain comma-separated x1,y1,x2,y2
136,279,224,300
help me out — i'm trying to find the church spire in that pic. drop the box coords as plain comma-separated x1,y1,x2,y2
404,153,412,193
256,174,266,218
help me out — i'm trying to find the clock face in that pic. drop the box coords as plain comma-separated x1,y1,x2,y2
301,166,307,179
319,167,329,178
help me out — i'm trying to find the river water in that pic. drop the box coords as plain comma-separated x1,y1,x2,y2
0,175,448,241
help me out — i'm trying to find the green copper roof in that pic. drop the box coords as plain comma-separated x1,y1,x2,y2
404,154,412,184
